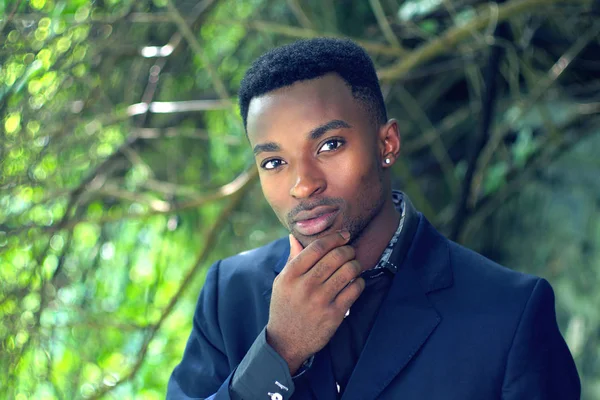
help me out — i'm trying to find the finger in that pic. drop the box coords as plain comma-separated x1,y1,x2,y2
306,246,356,283
288,230,351,276
323,259,362,295
333,277,365,315
288,234,304,262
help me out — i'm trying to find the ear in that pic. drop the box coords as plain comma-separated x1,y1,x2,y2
378,119,401,167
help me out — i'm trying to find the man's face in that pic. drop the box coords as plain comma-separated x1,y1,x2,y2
246,74,389,248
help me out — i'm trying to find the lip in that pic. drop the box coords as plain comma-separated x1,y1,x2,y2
292,206,340,236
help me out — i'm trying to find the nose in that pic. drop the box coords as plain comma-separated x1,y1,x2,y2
289,158,326,199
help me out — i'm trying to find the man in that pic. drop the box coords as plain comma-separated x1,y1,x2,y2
168,38,580,399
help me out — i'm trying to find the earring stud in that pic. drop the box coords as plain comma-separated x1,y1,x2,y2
385,158,391,164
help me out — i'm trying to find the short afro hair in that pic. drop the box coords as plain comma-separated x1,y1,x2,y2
238,37,387,129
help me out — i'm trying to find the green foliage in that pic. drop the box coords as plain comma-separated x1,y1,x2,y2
1,0,599,399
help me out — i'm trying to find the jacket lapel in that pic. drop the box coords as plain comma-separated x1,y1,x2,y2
342,216,453,400
263,240,289,303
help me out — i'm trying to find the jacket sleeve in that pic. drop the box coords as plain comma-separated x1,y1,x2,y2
167,261,235,400
167,261,298,400
501,278,581,400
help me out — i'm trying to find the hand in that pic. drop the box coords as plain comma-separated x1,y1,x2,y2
266,230,365,374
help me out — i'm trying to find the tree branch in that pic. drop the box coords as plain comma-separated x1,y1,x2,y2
88,164,254,399
378,0,594,81
450,9,509,241
368,0,405,50
403,105,474,154
393,85,458,195
167,0,232,103
246,20,407,57
0,0,23,35
2,167,259,240
459,117,598,243
286,0,314,29
126,100,231,116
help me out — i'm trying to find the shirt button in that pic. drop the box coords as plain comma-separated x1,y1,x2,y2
270,393,283,400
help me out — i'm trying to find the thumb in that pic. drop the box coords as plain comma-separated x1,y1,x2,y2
288,234,304,261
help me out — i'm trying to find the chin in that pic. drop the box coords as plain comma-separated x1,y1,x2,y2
292,227,336,248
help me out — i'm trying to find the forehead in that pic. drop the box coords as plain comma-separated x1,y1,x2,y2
246,74,366,144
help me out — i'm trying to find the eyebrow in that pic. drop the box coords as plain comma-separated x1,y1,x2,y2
309,119,352,140
253,142,281,156
253,119,352,156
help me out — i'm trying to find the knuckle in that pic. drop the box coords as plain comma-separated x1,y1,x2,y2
333,300,350,317
341,296,356,312
350,260,362,276
300,276,313,292
324,306,340,321
330,246,352,264
327,268,343,285
311,261,330,280
314,290,330,307
327,248,344,266
344,279,364,303
354,277,366,294
276,270,290,284
344,246,356,260
309,239,326,256
340,264,355,283
340,261,360,282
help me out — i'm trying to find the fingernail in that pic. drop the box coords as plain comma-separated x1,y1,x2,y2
338,230,350,240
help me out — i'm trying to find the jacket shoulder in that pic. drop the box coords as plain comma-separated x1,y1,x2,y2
439,238,550,332
447,239,540,296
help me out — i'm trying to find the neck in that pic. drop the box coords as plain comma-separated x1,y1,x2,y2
352,195,400,272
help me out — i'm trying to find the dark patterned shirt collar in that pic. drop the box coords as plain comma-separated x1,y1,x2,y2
361,191,405,279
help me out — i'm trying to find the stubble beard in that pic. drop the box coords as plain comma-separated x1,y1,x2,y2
343,169,386,247
276,159,387,248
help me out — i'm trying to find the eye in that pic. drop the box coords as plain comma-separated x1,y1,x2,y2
318,138,345,153
261,158,286,170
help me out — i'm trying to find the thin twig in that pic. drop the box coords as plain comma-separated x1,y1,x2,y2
393,85,458,195
166,0,231,103
450,12,508,241
247,20,407,57
403,105,474,154
286,0,313,29
0,0,24,34
378,0,594,80
368,0,404,50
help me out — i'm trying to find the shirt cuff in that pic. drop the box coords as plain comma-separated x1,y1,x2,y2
292,355,314,380
230,327,296,400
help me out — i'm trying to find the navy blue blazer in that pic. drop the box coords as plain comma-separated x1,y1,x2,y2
168,213,580,399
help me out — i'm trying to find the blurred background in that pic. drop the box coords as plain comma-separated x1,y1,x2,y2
1,0,599,398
